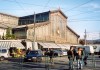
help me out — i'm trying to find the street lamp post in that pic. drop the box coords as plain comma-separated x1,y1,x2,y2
32,12,36,50
93,46,97,68
84,29,87,45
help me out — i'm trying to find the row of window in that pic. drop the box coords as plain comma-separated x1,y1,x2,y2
19,12,49,25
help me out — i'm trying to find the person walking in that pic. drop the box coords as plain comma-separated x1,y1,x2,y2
26,48,31,55
73,46,77,61
68,46,75,70
49,49,54,64
83,48,89,66
76,47,83,69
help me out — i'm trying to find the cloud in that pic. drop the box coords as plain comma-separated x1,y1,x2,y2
8,7,45,17
82,2,100,10
80,2,100,13
89,3,100,9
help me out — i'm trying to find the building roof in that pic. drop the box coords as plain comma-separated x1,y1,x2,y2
12,25,26,29
0,12,18,18
18,11,49,25
13,21,49,29
19,11,50,18
50,9,68,19
67,25,80,38
18,9,68,26
19,9,68,19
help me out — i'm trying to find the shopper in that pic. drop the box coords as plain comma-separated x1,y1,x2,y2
49,49,54,64
83,48,89,66
76,47,83,69
68,46,75,69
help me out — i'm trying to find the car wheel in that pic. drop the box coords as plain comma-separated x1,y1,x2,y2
54,53,58,57
58,54,61,57
0,56,5,61
24,58,28,62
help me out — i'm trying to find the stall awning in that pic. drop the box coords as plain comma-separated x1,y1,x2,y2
0,41,25,49
38,42,49,48
56,44,67,49
38,42,60,48
62,44,70,50
11,42,25,49
0,41,11,49
38,42,70,49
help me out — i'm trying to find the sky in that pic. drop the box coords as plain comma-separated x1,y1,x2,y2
0,0,100,40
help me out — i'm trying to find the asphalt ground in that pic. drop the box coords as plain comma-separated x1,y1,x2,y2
0,55,100,70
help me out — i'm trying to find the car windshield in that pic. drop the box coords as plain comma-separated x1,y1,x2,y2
29,51,38,54
2,49,7,53
62,50,67,52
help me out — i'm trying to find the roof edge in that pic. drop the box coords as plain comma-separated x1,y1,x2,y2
67,25,80,38
0,12,18,18
50,9,68,19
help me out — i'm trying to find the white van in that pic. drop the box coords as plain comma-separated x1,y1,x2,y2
73,45,94,54
83,46,94,54
0,48,9,61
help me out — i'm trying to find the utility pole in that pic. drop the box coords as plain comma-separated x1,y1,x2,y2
32,12,36,50
84,29,87,45
99,32,100,39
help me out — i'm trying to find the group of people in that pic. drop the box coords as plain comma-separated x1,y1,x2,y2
68,46,89,70
25,47,89,69
44,49,54,63
11,48,25,58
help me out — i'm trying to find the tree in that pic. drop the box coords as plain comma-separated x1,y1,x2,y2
5,27,16,40
79,39,85,45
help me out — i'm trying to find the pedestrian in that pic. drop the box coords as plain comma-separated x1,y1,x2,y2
26,48,31,55
67,46,75,70
44,50,49,56
83,48,89,66
76,47,83,69
49,49,54,64
73,46,77,61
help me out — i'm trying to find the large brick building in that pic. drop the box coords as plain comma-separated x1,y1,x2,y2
13,10,79,44
0,9,80,49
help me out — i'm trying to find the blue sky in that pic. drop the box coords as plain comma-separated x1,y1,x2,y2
0,0,100,40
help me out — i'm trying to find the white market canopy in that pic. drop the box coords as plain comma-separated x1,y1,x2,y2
38,42,70,50
0,40,25,49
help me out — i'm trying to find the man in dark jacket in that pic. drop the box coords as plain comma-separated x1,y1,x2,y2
49,49,54,63
83,48,89,66
76,47,83,69
26,48,31,55
68,46,75,69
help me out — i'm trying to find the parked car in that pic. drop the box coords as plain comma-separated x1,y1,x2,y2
53,50,62,56
24,50,43,62
61,50,68,56
0,48,9,61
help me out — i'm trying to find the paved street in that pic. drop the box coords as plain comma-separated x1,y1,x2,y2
0,56,100,70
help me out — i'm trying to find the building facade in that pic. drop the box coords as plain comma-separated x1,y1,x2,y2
13,9,80,44
0,13,19,38
0,13,18,27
